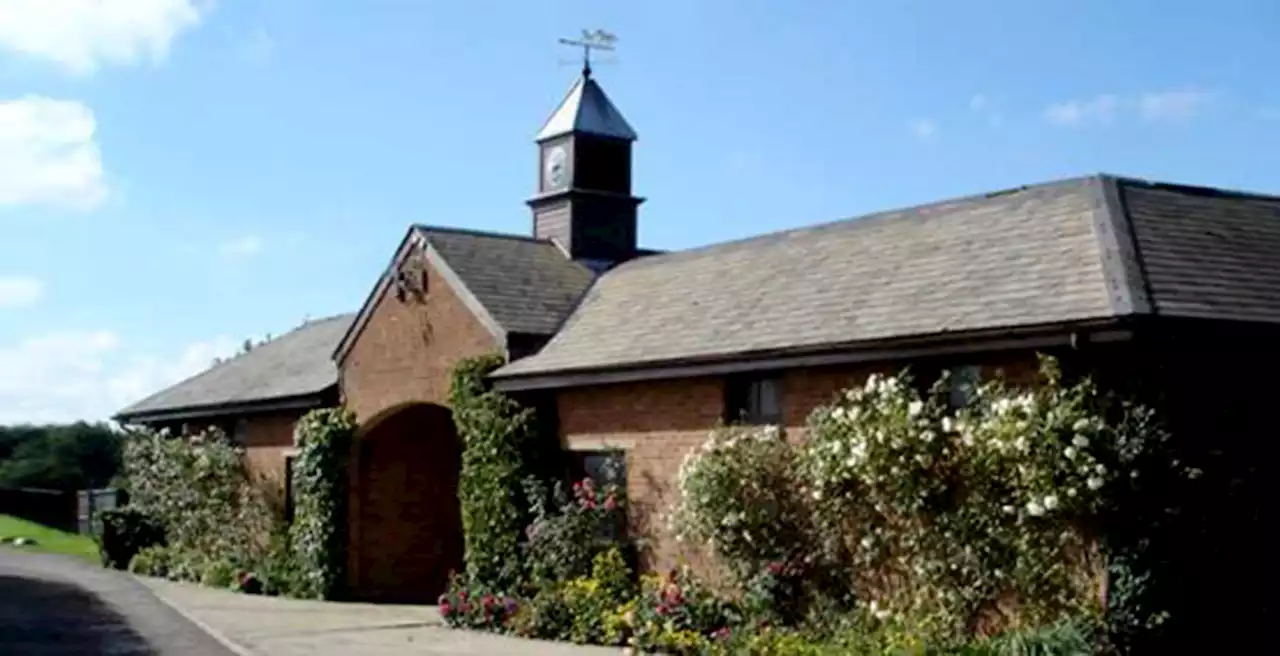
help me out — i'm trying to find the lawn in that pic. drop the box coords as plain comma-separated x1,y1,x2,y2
0,514,100,563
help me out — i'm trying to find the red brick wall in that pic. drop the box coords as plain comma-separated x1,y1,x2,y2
339,252,500,423
239,412,301,506
557,352,1042,573
337,250,498,600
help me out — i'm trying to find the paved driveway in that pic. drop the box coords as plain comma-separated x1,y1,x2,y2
0,547,234,655
139,577,622,655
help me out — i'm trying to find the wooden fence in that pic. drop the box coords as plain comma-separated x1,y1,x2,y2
0,486,126,537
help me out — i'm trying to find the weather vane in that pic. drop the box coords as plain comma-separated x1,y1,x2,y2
558,28,617,77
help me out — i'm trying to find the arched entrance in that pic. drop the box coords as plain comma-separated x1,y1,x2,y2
351,403,463,602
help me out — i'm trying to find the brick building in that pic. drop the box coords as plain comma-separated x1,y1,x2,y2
118,65,1280,631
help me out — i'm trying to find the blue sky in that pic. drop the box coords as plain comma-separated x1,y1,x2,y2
1,0,1278,422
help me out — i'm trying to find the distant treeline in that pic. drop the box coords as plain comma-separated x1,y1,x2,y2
0,422,124,491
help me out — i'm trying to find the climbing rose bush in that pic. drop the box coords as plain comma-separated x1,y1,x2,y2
121,426,275,567
673,356,1190,640
671,424,814,585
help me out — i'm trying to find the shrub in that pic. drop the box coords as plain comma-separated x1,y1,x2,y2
439,574,522,633
450,353,539,592
120,426,276,568
259,528,303,597
523,474,629,585
288,407,356,600
671,424,814,587
98,506,165,570
795,358,1188,638
127,544,173,578
630,568,742,653
559,548,636,645
201,557,239,589
508,584,574,641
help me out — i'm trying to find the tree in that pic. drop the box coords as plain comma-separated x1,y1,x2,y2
0,422,124,490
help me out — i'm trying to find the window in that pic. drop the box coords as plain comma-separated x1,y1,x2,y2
569,450,627,488
946,365,982,409
232,418,249,444
724,375,783,425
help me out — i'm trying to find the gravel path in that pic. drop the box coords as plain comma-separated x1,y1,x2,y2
0,547,235,655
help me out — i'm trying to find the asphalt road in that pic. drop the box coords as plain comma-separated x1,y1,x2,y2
0,548,235,655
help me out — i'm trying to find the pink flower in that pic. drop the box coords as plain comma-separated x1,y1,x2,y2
712,627,731,640
766,561,784,576
603,494,617,511
441,601,454,616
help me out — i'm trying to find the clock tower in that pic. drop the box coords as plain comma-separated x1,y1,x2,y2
528,66,643,269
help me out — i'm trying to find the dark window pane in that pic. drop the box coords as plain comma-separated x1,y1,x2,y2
283,456,296,524
755,378,782,423
948,365,982,409
569,450,627,487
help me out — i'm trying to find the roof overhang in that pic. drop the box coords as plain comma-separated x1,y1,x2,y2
114,392,332,426
491,319,1134,393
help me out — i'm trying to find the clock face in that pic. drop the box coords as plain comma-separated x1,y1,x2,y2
545,145,568,189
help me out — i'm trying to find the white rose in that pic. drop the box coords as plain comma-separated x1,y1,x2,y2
1087,477,1104,490
1043,495,1059,511
1026,501,1045,517
908,401,923,417
1063,446,1077,459
1072,435,1089,448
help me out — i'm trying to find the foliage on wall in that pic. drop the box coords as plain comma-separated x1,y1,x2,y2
120,426,276,570
289,407,357,600
672,356,1193,643
450,352,538,593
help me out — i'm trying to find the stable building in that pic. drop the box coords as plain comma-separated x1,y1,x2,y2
118,64,1280,622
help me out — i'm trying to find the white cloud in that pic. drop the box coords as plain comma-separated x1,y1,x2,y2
0,0,206,74
1045,90,1215,127
0,96,107,210
0,330,236,424
219,234,264,257
969,93,1004,126
0,275,45,308
910,119,938,140
239,25,275,63
1137,90,1214,123
1044,94,1120,127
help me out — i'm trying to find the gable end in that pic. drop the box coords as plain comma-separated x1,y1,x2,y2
333,228,507,366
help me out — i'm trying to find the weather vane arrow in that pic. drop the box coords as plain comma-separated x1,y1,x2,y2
558,28,618,77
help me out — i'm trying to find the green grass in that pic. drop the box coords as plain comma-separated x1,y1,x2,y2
0,514,100,563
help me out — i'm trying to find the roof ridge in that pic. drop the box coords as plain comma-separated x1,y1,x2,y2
612,174,1105,272
1088,176,1154,317
412,223,551,245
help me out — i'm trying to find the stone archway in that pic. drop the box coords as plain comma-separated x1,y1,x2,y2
350,403,463,603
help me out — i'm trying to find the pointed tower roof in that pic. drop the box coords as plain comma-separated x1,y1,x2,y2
535,71,637,142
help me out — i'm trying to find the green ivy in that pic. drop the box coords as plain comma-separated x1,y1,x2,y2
450,353,538,593
289,407,356,600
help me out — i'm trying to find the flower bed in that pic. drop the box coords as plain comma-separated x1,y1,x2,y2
438,356,1189,653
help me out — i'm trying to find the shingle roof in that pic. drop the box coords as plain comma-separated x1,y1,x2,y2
493,174,1280,381
1121,182,1280,323
115,313,355,422
417,226,597,336
535,73,637,142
